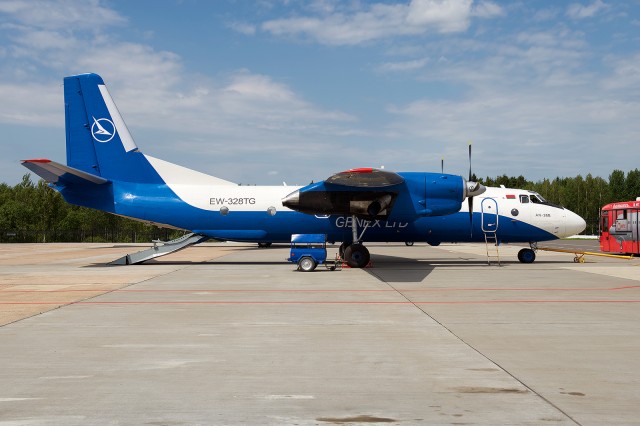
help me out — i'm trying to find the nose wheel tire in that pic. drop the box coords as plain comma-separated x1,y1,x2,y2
344,244,370,268
517,248,536,263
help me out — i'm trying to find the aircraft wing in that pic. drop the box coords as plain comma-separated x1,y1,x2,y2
282,168,404,219
21,159,110,186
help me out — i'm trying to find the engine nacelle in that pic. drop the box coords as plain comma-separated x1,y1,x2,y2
282,170,485,220
402,172,470,217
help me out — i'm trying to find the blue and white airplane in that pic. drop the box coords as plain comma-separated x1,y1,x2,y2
22,73,586,267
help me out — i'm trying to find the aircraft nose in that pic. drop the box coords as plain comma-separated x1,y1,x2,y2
282,189,300,208
565,210,587,237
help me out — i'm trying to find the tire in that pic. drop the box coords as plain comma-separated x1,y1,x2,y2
518,248,536,264
339,242,350,258
344,244,370,268
258,242,272,248
298,256,317,272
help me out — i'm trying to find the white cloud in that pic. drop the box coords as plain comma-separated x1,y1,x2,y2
0,0,126,30
406,0,473,32
377,57,429,72
227,21,256,35
261,0,501,45
472,1,504,18
566,0,608,20
0,0,365,184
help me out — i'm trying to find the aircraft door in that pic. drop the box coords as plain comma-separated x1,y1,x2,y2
481,198,499,233
599,211,611,252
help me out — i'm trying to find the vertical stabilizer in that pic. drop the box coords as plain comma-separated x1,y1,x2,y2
64,73,163,183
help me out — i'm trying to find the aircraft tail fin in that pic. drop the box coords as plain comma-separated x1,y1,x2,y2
64,73,163,183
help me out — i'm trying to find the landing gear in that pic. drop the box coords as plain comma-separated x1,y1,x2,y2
344,244,370,268
339,241,350,258
518,248,536,263
258,242,272,248
339,215,372,268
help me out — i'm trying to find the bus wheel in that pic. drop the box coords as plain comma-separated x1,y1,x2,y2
518,248,536,263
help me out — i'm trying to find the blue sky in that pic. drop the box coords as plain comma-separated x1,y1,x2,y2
0,0,638,186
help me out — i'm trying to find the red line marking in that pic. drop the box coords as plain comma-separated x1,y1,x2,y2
2,300,640,305
3,285,640,293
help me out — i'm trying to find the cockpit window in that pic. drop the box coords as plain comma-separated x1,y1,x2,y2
519,195,529,203
526,191,563,209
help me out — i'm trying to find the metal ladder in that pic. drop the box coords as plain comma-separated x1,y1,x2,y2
109,233,209,265
483,231,501,266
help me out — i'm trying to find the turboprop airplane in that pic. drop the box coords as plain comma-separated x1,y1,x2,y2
22,73,586,267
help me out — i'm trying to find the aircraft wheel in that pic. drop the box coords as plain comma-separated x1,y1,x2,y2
405,242,414,246
518,248,536,264
339,242,350,258
258,242,272,248
344,244,370,268
298,256,317,272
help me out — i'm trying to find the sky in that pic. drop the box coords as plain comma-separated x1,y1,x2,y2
0,0,638,186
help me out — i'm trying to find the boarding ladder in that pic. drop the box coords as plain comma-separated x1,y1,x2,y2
483,231,501,266
109,233,209,265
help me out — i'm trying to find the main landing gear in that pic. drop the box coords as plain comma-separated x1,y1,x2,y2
339,215,372,268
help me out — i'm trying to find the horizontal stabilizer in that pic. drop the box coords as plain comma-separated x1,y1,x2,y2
21,159,109,186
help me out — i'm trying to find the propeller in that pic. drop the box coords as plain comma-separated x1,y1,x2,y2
441,157,444,174
468,142,474,236
465,142,486,238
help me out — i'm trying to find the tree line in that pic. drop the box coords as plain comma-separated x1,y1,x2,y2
0,174,181,243
1,170,639,242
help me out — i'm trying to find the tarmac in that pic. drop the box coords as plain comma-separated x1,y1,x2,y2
0,240,639,425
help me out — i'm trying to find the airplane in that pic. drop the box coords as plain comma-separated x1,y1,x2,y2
21,73,586,267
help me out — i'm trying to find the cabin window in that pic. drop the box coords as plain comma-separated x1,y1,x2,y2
519,195,529,203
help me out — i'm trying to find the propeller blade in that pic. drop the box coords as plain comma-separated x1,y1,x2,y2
468,142,473,237
468,197,474,238
441,157,444,174
468,142,472,181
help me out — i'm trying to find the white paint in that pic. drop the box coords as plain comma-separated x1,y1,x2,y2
98,84,137,153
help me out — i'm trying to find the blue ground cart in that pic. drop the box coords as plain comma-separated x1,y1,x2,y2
287,234,342,272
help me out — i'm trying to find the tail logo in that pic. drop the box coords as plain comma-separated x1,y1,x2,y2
91,116,116,143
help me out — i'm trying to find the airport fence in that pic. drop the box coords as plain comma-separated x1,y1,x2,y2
0,228,183,244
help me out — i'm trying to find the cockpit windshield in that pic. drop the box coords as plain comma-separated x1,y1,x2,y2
527,191,563,209
530,193,546,204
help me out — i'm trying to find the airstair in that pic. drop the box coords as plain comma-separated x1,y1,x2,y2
483,231,501,266
110,233,209,265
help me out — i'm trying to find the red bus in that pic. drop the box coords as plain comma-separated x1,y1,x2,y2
600,199,640,255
